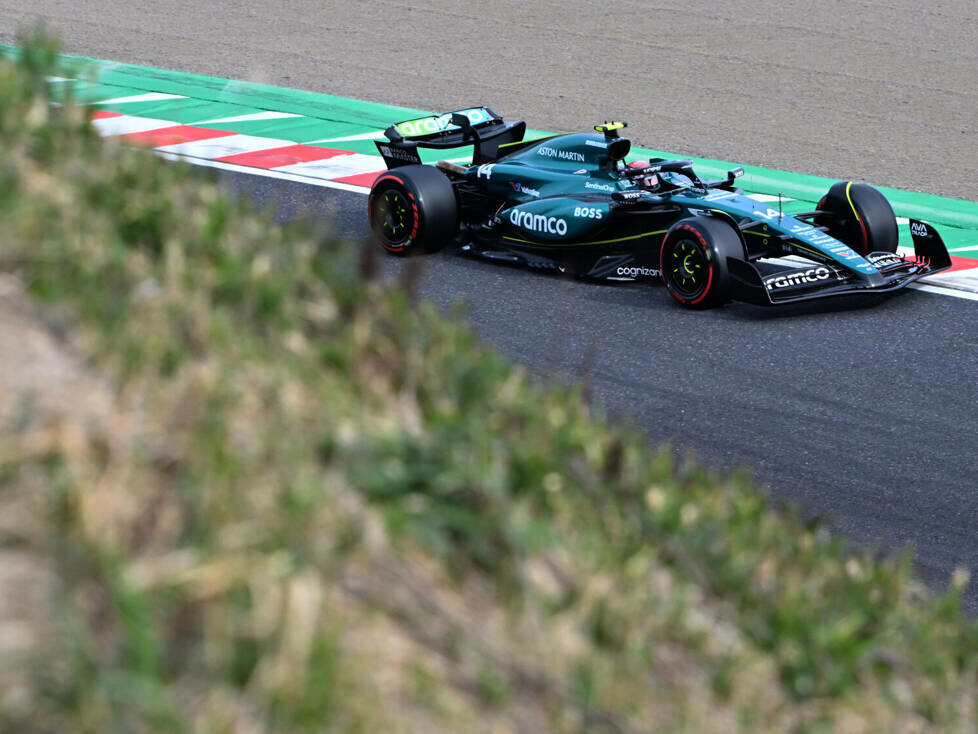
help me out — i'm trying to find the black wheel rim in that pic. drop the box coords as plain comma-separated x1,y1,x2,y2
372,188,413,246
667,238,710,299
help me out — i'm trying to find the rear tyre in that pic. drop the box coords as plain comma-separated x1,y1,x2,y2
815,181,898,255
660,217,744,309
368,165,459,255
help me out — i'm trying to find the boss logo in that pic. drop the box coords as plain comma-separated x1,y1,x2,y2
573,206,603,220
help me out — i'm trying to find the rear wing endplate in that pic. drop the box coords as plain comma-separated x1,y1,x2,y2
375,106,526,168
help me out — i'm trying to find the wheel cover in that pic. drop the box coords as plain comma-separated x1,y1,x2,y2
667,238,710,299
372,188,413,246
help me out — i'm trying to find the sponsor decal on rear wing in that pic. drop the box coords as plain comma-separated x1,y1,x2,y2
390,107,498,140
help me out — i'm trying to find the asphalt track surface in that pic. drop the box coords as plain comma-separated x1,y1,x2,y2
223,172,978,609
3,3,977,604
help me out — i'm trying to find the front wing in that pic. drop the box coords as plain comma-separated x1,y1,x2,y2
727,219,952,306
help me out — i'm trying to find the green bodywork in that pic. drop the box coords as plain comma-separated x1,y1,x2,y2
466,131,880,280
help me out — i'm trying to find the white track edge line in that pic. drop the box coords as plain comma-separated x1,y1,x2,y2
94,92,187,105
195,111,303,124
908,283,978,301
309,131,387,142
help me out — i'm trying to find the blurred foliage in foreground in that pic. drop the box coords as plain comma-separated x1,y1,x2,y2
0,34,976,733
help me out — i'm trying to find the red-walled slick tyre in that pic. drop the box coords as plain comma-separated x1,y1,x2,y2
660,216,744,309
815,181,898,256
368,165,459,255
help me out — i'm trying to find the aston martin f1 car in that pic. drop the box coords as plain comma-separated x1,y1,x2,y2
367,107,951,308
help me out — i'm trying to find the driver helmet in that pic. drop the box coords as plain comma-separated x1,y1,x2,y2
623,160,661,189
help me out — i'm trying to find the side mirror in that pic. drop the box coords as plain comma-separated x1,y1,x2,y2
607,138,631,161
728,166,744,180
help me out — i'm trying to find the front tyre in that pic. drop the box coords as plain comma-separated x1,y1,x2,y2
660,217,744,309
368,165,459,255
815,181,898,255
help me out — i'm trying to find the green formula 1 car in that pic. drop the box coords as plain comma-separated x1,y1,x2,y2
367,107,950,308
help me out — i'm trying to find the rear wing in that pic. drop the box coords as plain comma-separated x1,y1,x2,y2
375,106,526,168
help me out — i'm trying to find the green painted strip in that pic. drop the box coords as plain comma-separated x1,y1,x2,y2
8,44,976,254
209,117,365,143
49,81,134,105
93,99,254,124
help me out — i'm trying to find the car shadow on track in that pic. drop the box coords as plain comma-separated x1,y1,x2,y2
529,268,918,321
379,248,938,330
